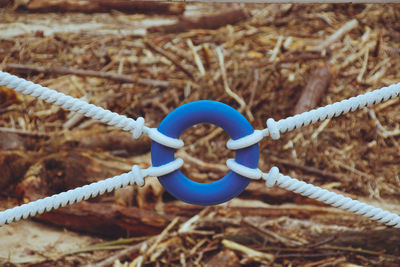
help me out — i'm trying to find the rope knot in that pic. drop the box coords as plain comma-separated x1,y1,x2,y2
131,165,145,187
262,166,280,187
132,117,145,139
267,118,280,140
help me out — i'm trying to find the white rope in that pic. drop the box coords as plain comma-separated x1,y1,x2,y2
226,159,400,228
0,158,183,226
0,71,183,149
227,82,400,149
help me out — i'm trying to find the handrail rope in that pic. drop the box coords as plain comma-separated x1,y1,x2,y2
227,82,400,150
226,159,400,228
0,158,183,226
0,71,183,149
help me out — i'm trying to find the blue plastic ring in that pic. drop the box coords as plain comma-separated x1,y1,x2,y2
151,100,259,206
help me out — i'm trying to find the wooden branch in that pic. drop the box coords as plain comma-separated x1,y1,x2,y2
315,19,359,51
242,182,324,206
222,239,274,263
144,41,195,80
36,202,170,238
293,64,334,115
20,0,185,15
73,131,151,156
321,228,400,255
4,63,173,88
90,235,158,267
148,8,249,34
256,51,327,68
269,155,342,182
0,127,49,137
162,203,349,220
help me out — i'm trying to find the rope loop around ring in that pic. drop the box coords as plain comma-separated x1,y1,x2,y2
146,127,184,149
132,117,145,139
226,129,268,150
266,118,280,140
226,159,279,187
226,119,280,150
263,166,280,187
131,165,145,187
226,159,262,179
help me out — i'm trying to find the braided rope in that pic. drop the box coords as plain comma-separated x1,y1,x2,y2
0,71,183,148
0,158,183,226
271,171,400,228
274,82,400,136
228,82,400,149
226,159,400,228
0,71,143,136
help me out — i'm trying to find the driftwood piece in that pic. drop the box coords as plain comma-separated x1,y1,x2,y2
37,202,170,237
242,182,324,206
18,0,185,15
294,64,334,115
318,229,400,255
5,63,173,88
269,155,343,182
59,130,152,157
163,203,342,220
148,8,249,34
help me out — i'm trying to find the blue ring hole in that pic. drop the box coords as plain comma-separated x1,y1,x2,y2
151,100,259,206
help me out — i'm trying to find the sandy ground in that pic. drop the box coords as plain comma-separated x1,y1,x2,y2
0,220,98,264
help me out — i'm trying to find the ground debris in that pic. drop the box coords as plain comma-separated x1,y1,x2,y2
1,3,400,266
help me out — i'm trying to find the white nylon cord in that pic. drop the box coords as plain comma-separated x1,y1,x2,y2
0,71,183,149
227,82,400,149
226,159,400,228
0,158,183,226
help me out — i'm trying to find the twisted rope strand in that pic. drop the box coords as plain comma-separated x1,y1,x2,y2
273,82,400,139
0,71,184,148
226,159,400,228
0,158,183,226
271,172,400,228
227,82,400,149
0,71,145,137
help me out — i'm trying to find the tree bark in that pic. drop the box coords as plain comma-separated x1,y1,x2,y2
148,8,249,33
37,201,170,238
20,0,185,15
294,64,334,115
